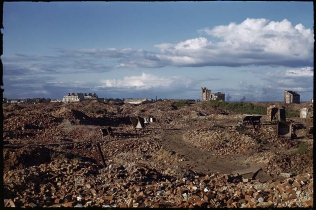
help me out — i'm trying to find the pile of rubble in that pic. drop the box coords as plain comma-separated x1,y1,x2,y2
3,101,313,208
184,126,258,156
4,158,313,208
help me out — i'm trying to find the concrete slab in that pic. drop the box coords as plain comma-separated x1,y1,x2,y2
232,167,262,175
232,167,262,179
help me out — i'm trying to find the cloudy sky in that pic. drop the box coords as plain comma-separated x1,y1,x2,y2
2,2,314,101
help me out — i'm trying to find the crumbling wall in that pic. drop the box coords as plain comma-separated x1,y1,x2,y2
201,87,211,101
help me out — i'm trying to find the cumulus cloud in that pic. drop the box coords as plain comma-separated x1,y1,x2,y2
163,18,313,67
96,73,192,90
73,18,313,69
3,18,313,100
3,74,98,99
233,66,313,101
2,52,113,75
267,67,313,92
285,67,313,77
3,18,312,77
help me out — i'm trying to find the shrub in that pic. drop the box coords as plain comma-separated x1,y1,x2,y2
172,101,189,109
292,141,313,160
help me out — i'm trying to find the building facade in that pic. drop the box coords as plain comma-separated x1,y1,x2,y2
210,92,225,101
284,90,300,104
201,87,225,101
62,93,84,103
83,93,98,100
201,87,211,101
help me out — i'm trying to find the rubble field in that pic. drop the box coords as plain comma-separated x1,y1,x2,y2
3,100,313,208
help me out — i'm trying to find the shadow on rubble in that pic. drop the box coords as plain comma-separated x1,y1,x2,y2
70,109,131,126
7,146,99,172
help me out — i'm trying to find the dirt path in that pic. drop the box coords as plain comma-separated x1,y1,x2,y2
159,128,251,175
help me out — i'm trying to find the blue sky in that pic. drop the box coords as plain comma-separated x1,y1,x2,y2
2,2,314,101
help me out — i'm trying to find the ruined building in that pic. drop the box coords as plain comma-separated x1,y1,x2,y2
201,87,211,101
62,93,104,103
201,87,225,101
83,93,99,100
267,105,286,122
284,90,300,104
210,92,225,101
62,93,84,103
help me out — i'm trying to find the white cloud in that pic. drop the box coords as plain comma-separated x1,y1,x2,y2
285,67,313,77
4,18,312,76
25,18,311,72
232,66,313,101
97,73,192,90
155,18,313,67
156,37,209,52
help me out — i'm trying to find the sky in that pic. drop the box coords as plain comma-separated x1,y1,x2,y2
2,2,314,102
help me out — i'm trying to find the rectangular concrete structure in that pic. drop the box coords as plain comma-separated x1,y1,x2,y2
300,108,308,118
278,108,286,122
277,121,292,138
267,106,278,121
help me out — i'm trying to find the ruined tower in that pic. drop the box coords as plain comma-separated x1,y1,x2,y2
201,87,211,101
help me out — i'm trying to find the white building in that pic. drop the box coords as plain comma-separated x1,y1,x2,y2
62,93,84,103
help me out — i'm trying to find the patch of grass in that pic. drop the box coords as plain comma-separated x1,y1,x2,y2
293,142,310,155
286,110,300,118
213,123,225,129
172,100,190,109
292,141,313,160
202,101,267,115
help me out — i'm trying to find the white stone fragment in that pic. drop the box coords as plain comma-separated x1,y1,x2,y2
77,195,82,201
74,203,83,208
102,205,111,208
296,191,301,197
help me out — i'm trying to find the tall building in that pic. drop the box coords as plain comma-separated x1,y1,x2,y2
284,90,300,104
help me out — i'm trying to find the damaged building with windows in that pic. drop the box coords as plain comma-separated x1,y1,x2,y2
201,87,225,101
62,93,103,103
284,90,300,104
